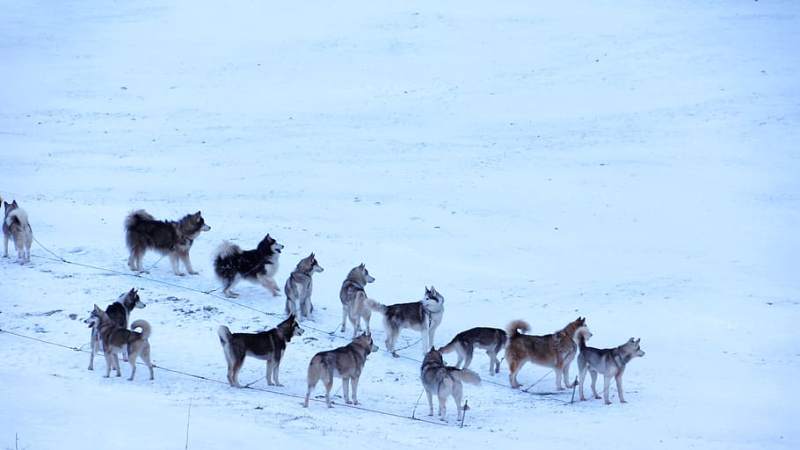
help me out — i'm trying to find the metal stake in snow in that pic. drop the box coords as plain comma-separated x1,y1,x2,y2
460,400,469,428
411,389,425,419
184,398,193,450
570,376,578,404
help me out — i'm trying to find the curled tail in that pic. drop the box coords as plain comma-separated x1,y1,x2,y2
131,320,152,340
506,319,530,338
453,368,481,386
6,209,29,231
217,325,232,347
213,241,242,261
124,209,154,230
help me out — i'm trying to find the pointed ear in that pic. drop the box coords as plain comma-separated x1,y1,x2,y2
430,346,436,352
12,200,18,207
196,210,201,216
359,262,365,268
310,252,315,257
635,338,641,344
93,304,102,313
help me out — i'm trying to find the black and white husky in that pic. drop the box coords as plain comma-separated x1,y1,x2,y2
3,200,33,264
284,253,324,319
368,286,445,357
213,234,284,298
124,209,210,275
84,288,146,370
439,327,507,375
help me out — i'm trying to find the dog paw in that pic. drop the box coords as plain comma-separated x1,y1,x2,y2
353,401,359,406
604,401,612,405
620,400,627,404
188,271,199,275
392,352,399,358
346,400,353,405
176,272,186,276
275,383,284,387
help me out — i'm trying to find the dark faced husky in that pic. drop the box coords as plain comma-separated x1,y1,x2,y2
284,253,324,319
505,317,591,390
339,263,375,334
368,286,445,357
92,304,154,381
213,235,284,298
124,209,210,275
3,200,33,264
217,315,304,388
421,347,481,422
304,333,378,408
84,288,146,370
439,327,507,375
578,331,645,404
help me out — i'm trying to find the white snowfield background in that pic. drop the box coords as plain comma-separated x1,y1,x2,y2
1,0,798,448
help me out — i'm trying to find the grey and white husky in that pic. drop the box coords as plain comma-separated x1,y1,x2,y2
339,263,376,335
577,330,645,405
439,327,507,375
84,288,146,370
91,304,154,381
124,209,210,275
3,200,33,264
304,333,379,408
217,315,304,388
421,347,481,422
367,286,445,357
284,253,324,318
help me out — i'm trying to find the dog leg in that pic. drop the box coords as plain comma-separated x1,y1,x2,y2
579,366,588,401
181,253,198,275
273,357,283,387
426,390,434,416
509,360,523,388
257,274,280,296
128,348,138,381
3,234,8,257
266,360,274,386
590,370,601,399
169,254,184,276
555,366,564,391
232,358,244,388
438,392,448,421
454,388,464,422
455,353,464,369
104,352,113,378
324,378,334,408
88,333,97,370
341,306,348,333
386,329,399,357
351,376,360,405
343,377,351,404
142,344,154,380
603,375,612,405
616,374,626,403
112,353,122,377
462,347,474,370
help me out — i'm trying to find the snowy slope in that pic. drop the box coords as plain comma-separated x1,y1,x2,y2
1,0,799,449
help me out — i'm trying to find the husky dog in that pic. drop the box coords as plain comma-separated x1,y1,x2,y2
304,333,378,408
505,317,591,390
439,327,507,375
92,304,154,381
213,234,284,298
84,288,146,370
124,209,210,275
421,347,481,422
339,263,375,334
578,332,645,404
284,253,324,318
368,286,445,357
217,315,304,388
3,200,33,264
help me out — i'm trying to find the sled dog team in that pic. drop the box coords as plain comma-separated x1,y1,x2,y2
3,202,646,421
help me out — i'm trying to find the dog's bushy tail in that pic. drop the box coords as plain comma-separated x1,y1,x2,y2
131,320,152,340
453,368,481,386
5,209,29,231
506,320,530,338
438,335,459,354
217,325,232,347
124,209,154,230
213,241,242,261
364,296,386,313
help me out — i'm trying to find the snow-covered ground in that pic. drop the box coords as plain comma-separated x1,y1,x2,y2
1,0,799,448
